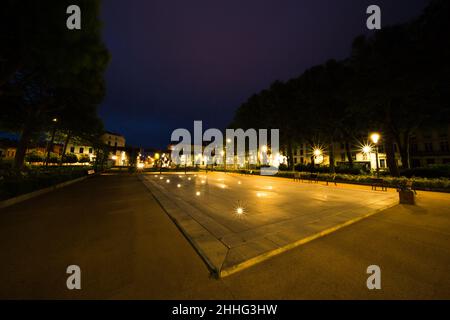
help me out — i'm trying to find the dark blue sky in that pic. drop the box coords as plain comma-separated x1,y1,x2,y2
99,0,429,148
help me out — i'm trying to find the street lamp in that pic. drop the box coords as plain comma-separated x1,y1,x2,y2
370,133,381,178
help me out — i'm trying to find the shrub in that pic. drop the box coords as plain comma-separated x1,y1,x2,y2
400,165,450,179
48,153,60,164
62,153,78,164
25,151,44,163
78,154,91,163
0,166,91,200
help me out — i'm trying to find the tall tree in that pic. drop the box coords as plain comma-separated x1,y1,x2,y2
0,0,109,169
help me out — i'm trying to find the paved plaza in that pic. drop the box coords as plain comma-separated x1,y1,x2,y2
141,172,398,277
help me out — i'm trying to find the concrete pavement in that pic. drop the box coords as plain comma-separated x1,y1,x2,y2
141,172,398,277
0,173,449,299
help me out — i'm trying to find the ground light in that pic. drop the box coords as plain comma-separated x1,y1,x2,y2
196,191,201,196
166,179,170,183
177,184,181,188
234,201,246,217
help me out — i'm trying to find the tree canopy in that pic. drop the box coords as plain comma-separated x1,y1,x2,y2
0,0,110,169
230,0,450,175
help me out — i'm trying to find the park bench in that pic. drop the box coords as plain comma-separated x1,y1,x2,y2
293,172,319,183
370,178,388,191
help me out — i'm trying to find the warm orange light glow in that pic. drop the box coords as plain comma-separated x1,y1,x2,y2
370,133,380,144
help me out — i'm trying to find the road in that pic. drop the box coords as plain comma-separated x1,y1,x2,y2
0,173,449,299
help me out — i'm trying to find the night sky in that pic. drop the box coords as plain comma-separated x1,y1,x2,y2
100,0,429,148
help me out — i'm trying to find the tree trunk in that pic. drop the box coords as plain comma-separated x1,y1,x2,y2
344,141,353,167
385,133,400,177
13,125,33,170
329,141,335,173
59,132,71,165
397,133,410,169
287,140,294,171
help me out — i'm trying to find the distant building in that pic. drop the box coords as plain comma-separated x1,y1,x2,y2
409,126,450,167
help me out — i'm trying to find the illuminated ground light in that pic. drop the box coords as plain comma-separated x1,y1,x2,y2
166,179,170,183
155,175,158,178
256,192,267,198
188,177,191,181
219,184,226,189
233,201,246,218
196,191,201,196
177,184,181,188
201,180,206,184
238,181,242,185
160,177,164,180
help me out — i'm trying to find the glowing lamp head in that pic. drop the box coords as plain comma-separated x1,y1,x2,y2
313,149,322,157
236,207,244,215
362,145,372,154
370,133,380,144
261,145,268,153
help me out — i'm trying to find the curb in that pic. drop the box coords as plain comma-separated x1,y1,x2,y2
0,174,93,210
219,202,397,278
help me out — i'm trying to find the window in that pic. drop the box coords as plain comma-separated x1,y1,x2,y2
70,147,75,153
300,150,304,156
427,158,435,165
440,141,449,152
300,157,304,164
108,141,111,146
424,142,433,152
380,159,386,168
89,148,93,154
294,158,298,164
341,153,346,162
79,147,84,154
114,142,117,147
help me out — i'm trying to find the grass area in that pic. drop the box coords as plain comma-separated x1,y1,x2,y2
0,165,94,201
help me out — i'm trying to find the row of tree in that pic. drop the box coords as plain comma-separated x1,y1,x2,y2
230,0,450,176
0,0,110,170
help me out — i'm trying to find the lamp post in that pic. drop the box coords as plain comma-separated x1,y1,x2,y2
45,118,58,167
370,133,381,178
